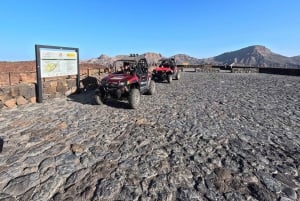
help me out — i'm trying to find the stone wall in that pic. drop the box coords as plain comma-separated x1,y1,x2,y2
0,83,36,109
0,62,108,109
194,67,220,73
231,67,259,73
259,67,300,76
184,64,300,75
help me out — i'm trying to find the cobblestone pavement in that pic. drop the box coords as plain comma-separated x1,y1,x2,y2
0,72,299,201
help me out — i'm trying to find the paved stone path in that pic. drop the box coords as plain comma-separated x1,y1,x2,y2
0,72,299,201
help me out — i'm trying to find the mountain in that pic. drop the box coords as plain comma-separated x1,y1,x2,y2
143,52,163,65
86,53,202,66
84,52,162,66
291,55,300,64
207,45,300,68
173,54,202,65
85,45,300,68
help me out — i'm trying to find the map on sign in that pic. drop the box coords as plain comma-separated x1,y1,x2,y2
40,50,78,78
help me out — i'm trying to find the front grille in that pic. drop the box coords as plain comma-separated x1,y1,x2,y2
109,83,118,87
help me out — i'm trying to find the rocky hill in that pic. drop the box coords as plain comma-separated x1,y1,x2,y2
291,55,300,63
173,54,202,65
85,52,163,66
85,53,201,66
208,45,300,68
82,45,300,68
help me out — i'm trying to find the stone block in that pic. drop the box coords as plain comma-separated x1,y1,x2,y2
19,84,36,100
0,73,10,86
64,89,72,96
16,96,28,105
9,86,20,97
10,72,21,85
4,98,16,108
19,72,36,83
80,69,88,76
43,87,55,95
43,80,57,88
0,87,11,102
0,94,7,102
66,79,76,88
89,69,100,76
43,81,57,94
56,80,68,93
50,80,58,88
30,97,36,103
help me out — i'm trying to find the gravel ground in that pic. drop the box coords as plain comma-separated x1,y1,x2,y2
0,72,299,201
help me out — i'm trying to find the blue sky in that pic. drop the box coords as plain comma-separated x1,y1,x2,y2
0,0,299,61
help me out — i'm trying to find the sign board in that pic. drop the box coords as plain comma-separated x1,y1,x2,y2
35,45,80,103
40,50,78,78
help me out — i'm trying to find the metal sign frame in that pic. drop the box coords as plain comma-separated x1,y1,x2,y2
35,44,80,103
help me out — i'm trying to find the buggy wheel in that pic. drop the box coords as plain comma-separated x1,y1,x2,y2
167,74,172,83
175,72,181,80
148,80,156,95
94,90,105,105
128,89,140,109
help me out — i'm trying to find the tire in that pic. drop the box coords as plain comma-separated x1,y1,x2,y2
128,88,140,109
151,75,156,81
148,80,156,95
175,71,181,80
95,94,103,105
94,90,106,105
167,74,172,83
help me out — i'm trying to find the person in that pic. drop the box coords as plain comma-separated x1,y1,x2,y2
123,63,130,74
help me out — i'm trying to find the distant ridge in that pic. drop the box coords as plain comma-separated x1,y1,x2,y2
85,52,163,66
84,45,300,68
173,54,202,65
207,45,300,68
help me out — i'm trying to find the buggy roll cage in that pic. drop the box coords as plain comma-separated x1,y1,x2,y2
113,56,149,74
158,57,176,68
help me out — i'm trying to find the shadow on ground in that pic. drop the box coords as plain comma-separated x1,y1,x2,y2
67,90,95,105
152,79,177,84
104,100,131,109
0,138,3,153
67,89,131,109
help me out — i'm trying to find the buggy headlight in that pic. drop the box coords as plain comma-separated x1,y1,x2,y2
119,81,126,86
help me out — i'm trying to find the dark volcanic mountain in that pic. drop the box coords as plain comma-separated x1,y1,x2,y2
207,45,300,68
85,45,300,68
